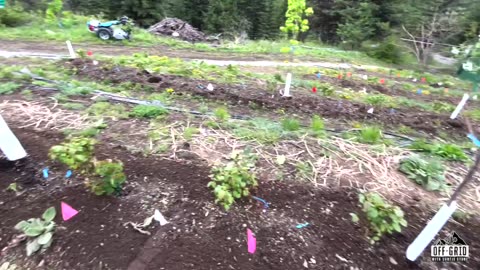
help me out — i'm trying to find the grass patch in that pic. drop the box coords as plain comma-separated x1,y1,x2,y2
0,82,21,94
130,105,168,119
356,126,383,144
281,118,301,132
232,118,283,144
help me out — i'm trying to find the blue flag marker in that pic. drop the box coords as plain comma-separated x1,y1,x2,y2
316,73,321,79
65,170,72,178
417,89,422,95
296,223,310,229
468,134,480,147
252,196,270,209
389,108,396,114
42,168,49,179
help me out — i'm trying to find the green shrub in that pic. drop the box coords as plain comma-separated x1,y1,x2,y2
364,94,392,107
90,161,126,196
358,192,407,243
14,207,56,256
281,118,301,131
208,150,258,210
399,155,447,191
0,6,33,27
49,137,96,170
362,36,404,64
131,105,168,118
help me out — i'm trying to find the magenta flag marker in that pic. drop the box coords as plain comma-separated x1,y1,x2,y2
247,228,256,254
61,202,79,221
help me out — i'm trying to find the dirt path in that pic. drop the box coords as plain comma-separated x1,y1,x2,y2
0,39,380,70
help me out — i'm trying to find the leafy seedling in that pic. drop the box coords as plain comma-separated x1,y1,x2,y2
14,207,56,256
399,155,447,191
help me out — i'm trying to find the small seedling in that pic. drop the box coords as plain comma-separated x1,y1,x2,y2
358,192,407,243
214,107,231,122
183,127,199,141
310,115,325,137
6,183,18,192
14,207,56,256
208,150,258,210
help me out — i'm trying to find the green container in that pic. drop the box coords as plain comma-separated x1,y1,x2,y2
0,0,4,8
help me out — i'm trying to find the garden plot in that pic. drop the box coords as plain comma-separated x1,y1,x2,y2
1,56,480,269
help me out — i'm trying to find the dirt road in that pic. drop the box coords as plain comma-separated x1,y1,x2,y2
0,39,379,70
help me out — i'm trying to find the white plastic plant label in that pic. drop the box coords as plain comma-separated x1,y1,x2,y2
283,73,292,97
0,114,27,161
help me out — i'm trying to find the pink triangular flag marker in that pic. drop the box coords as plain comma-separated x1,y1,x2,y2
247,228,256,254
61,202,78,221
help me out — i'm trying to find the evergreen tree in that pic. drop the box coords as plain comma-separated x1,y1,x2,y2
203,0,248,36
119,0,167,27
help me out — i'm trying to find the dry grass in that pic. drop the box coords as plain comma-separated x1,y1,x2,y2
0,99,91,130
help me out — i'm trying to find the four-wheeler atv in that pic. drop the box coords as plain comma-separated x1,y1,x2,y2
87,16,132,41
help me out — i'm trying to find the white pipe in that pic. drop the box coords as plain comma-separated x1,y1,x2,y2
66,40,76,58
283,73,292,97
406,202,457,261
0,114,27,161
450,93,469,119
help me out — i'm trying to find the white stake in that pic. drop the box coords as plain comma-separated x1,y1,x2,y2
450,93,469,119
283,73,292,97
406,202,457,261
66,40,76,58
0,114,27,161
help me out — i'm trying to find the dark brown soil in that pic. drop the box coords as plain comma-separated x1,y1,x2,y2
66,59,470,137
1,127,480,270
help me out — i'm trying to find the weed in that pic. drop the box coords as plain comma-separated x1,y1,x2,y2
452,210,471,223
433,102,455,113
358,192,407,243
318,83,335,96
399,155,447,191
131,105,168,119
183,127,199,141
397,125,414,135
233,118,282,144
432,144,469,162
6,183,18,192
296,161,313,180
61,102,86,110
90,160,127,196
14,207,56,256
88,102,129,120
49,137,96,170
208,150,258,210
409,139,435,152
281,118,301,131
357,126,383,144
0,82,21,94
310,115,325,137
364,94,392,107
214,107,231,122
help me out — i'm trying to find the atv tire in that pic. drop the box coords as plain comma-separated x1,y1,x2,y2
97,29,112,40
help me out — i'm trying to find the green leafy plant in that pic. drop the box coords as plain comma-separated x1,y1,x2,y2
130,105,168,118
318,83,335,96
0,82,21,95
281,117,301,131
49,137,96,170
432,144,469,162
364,94,392,107
357,126,383,144
399,155,447,191
90,160,126,196
433,102,455,113
358,192,407,243
14,207,56,256
208,150,258,210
